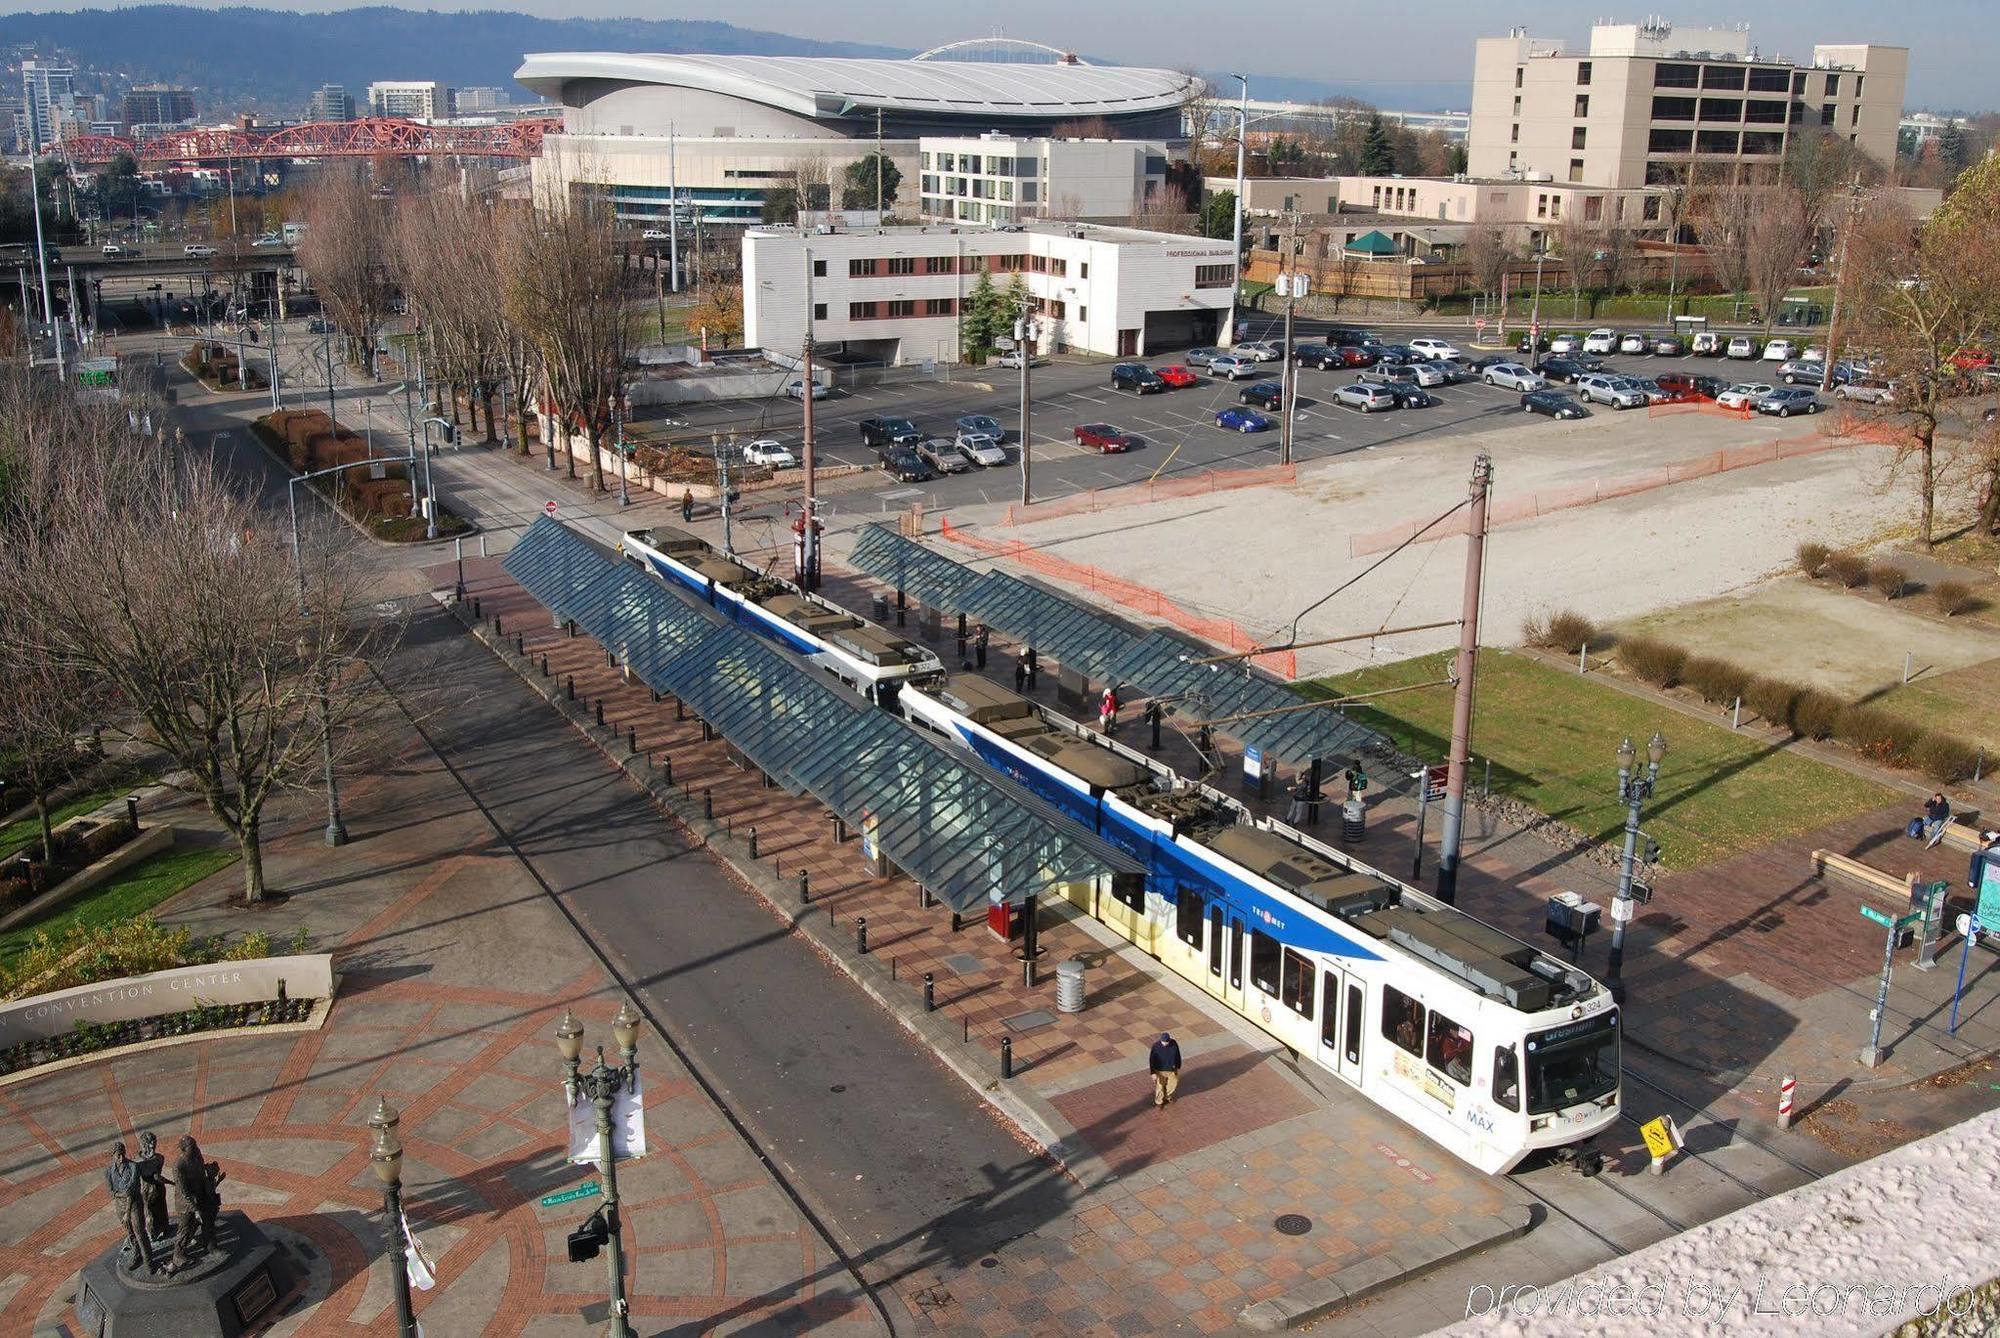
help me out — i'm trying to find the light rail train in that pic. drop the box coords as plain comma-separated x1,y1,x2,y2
617,526,1619,1173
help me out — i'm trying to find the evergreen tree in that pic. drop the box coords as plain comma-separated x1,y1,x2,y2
1358,116,1396,176
841,152,903,212
960,270,1004,360
1200,190,1237,240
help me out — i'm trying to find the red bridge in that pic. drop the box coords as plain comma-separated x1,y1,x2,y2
51,116,561,165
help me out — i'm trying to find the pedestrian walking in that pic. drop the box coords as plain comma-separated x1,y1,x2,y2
681,488,695,524
1099,685,1120,735
1973,831,2000,892
1148,1031,1183,1108
1921,793,1952,848
1013,659,1027,693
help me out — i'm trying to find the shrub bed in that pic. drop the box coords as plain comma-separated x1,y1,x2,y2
1,916,294,1000
1617,636,1687,688
0,994,314,1075
1797,542,1830,578
1792,690,1844,740
0,814,138,917
1834,704,1923,767
1867,561,1910,600
1743,676,1803,732
1913,732,1983,784
1933,580,1977,616
1681,656,1752,706
1823,551,1868,587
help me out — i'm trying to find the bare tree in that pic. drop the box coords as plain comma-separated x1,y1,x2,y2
397,187,508,442
1130,182,1197,234
1462,226,1517,313
1594,220,1636,297
1691,175,1756,299
506,189,632,490
1555,213,1599,316
296,169,396,378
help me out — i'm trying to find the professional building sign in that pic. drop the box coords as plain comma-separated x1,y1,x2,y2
0,954,333,1046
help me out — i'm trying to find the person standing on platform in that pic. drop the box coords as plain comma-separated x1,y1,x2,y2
1149,1031,1182,1108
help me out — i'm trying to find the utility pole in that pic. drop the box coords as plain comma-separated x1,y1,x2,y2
667,122,680,294
26,127,65,378
1225,73,1249,349
1016,302,1036,508
875,109,886,219
715,434,736,556
798,246,820,589
1435,453,1493,906
323,328,338,425
1278,211,1300,467
1820,175,1864,395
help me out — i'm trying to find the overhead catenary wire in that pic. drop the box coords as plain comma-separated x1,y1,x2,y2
1268,493,1478,653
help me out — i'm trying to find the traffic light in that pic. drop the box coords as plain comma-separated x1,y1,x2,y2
567,1206,610,1262
1642,836,1662,865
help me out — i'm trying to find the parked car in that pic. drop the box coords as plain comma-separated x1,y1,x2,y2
1521,389,1588,419
1570,353,1607,372
1618,332,1651,355
1332,382,1399,413
1778,359,1844,385
252,233,285,248
1374,343,1417,364
1433,359,1477,384
1154,364,1199,388
183,243,217,258
1293,342,1340,369
101,243,125,256
956,433,1007,467
1761,338,1799,363
1215,406,1273,432
879,444,931,482
1576,374,1646,409
1582,329,1620,354
1537,357,1586,384
1714,382,1774,409
1073,423,1136,453
1950,347,1993,372
1334,344,1378,367
993,348,1045,368
1483,362,1544,391
1184,346,1221,366
1691,330,1723,356
1834,378,1897,405
642,227,668,241
1623,377,1672,405
1726,335,1759,359
1110,362,1166,394
1548,332,1583,355
1236,341,1281,362
1516,333,1552,354
1408,337,1461,361
741,439,798,468
1655,371,1725,399
1373,381,1437,409
1398,360,1448,387
859,416,921,448
916,438,972,473
1208,353,1259,380
1465,353,1509,371
1652,335,1688,356
1239,380,1283,410
1757,387,1822,417
955,413,1005,440
306,317,335,334
783,378,829,400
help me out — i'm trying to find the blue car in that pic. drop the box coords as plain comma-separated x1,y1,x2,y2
1215,407,1273,433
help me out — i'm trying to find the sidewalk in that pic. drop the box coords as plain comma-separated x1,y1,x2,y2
454,555,1534,1334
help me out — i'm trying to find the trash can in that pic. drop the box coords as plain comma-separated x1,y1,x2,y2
987,899,1023,942
871,594,889,622
1342,798,1366,843
1056,959,1086,1013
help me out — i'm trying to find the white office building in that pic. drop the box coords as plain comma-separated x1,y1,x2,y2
743,221,1235,365
20,60,76,149
368,80,453,121
918,134,1175,225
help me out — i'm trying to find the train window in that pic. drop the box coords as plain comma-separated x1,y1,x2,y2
1426,1012,1474,1086
1228,919,1244,989
1320,972,1340,1050
1345,983,1363,1064
1382,986,1425,1056
1208,907,1224,977
1175,889,1204,947
1110,873,1146,913
1280,950,1314,1017
1493,1045,1520,1111
1248,929,1281,996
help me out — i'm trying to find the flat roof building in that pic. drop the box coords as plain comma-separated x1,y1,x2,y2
918,133,1175,226
1469,20,1906,188
368,80,452,121
743,220,1234,366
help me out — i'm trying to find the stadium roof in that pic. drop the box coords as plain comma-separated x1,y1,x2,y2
514,53,1196,121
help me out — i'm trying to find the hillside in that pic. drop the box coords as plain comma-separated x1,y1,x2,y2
1,6,908,114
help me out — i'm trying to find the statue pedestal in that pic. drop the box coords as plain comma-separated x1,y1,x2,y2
74,1211,292,1337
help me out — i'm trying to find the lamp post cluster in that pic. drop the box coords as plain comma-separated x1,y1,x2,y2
556,1003,641,1338
1608,731,1667,1000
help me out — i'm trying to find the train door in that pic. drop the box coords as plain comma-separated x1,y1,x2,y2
1225,915,1246,1010
1317,969,1365,1088
1204,906,1225,1000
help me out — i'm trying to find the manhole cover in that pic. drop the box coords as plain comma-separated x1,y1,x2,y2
829,1084,847,1094
943,953,984,975
1274,1214,1313,1237
979,1257,999,1269
1002,1009,1056,1033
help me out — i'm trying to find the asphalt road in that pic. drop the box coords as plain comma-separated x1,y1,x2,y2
390,609,1079,1310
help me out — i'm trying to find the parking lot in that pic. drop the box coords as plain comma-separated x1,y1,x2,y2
634,317,1792,518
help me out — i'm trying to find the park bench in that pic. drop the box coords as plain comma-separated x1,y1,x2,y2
1931,819,1987,857
1809,849,1923,904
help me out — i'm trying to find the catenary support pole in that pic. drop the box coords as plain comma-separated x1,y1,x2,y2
1435,454,1492,905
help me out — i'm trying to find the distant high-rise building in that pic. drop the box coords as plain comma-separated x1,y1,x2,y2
367,80,452,120
20,59,77,149
122,84,196,131
453,86,508,112
309,83,355,122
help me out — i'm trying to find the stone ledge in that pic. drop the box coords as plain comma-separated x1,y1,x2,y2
1237,1205,1534,1332
0,824,175,934
0,993,334,1090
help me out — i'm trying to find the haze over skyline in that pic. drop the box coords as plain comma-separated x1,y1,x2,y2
0,1,1990,110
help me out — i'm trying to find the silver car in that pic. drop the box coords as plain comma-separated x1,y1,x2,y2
1333,382,1398,412
1482,362,1544,392
1576,374,1645,409
1208,353,1260,380
955,432,1007,467
1236,342,1282,362
916,438,972,473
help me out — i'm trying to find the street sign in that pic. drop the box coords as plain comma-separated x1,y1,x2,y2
1639,1116,1677,1160
1861,906,1922,930
544,500,558,517
1475,318,1487,335
539,1180,602,1209
1422,764,1448,801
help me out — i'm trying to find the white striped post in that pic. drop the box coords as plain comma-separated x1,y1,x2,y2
1778,1074,1797,1130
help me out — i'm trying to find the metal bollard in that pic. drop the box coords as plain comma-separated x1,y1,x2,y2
125,795,140,831
493,616,502,637
660,755,672,784
1022,955,1037,988
797,868,810,904
565,676,575,701
628,726,637,755
472,597,481,619
857,917,869,955
566,619,577,638
1778,1074,1796,1131
675,698,685,721
919,885,934,909
747,827,759,860
1001,1036,1013,1080
703,788,713,820
951,910,963,933
541,654,549,677
516,633,525,656
924,972,935,1013
595,699,605,727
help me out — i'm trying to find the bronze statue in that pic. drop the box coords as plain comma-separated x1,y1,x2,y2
133,1131,170,1245
104,1142,157,1275
164,1133,226,1274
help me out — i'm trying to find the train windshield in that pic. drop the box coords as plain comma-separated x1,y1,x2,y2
1525,1010,1619,1115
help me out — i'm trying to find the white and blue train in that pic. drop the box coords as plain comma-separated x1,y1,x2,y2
619,526,1619,1174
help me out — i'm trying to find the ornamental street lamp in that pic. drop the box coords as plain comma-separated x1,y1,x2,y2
556,1004,641,1338
1608,731,1667,1000
367,1097,417,1338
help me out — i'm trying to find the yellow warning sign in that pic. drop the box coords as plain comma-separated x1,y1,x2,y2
1640,1116,1677,1160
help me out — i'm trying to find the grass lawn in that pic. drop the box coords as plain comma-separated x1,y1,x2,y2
0,786,137,861
1305,651,1900,869
0,845,239,966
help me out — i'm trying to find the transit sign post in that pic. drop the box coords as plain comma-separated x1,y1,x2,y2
539,1180,602,1209
1860,905,1922,1067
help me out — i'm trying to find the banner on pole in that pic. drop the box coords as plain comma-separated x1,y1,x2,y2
567,1072,647,1164
401,1207,436,1292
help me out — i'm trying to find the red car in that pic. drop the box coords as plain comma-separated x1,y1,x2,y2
1951,347,1993,371
1074,423,1135,453
1154,364,1197,388
1336,345,1376,367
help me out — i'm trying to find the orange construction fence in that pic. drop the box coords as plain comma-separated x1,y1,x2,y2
938,516,1300,680
1004,461,1297,527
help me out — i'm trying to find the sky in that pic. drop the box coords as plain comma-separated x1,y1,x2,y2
1,0,1991,111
